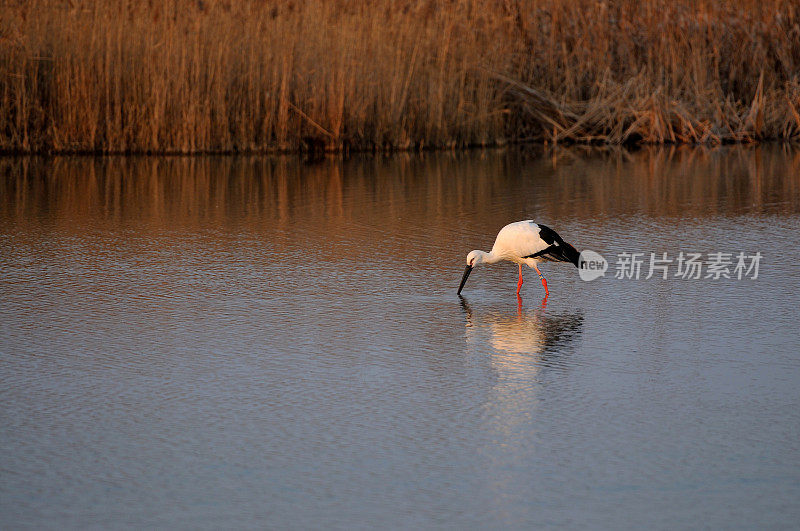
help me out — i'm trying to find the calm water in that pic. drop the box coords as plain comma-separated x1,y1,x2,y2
1,147,800,528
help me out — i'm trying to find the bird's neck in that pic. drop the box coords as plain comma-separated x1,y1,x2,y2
479,250,502,264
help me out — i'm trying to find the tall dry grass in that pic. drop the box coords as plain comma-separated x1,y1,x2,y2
1,0,799,153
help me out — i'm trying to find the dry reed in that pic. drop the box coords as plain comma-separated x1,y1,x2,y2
1,0,799,153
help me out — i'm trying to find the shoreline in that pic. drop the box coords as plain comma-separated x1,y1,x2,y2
1,139,797,160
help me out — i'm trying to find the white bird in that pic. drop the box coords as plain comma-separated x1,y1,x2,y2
458,221,581,296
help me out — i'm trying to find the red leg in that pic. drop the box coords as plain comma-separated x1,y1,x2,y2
516,263,524,295
534,264,549,295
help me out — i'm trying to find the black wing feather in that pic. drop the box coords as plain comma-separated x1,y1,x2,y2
524,224,580,267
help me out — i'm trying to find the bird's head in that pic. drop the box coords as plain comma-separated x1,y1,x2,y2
465,250,484,267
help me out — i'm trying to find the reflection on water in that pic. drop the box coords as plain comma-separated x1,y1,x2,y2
2,145,800,234
461,295,584,504
1,145,800,529
462,295,583,362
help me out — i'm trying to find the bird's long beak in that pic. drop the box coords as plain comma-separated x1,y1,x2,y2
457,265,473,295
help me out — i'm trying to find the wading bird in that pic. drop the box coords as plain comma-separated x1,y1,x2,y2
458,221,581,296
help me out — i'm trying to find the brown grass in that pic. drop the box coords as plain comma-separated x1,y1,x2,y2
1,0,799,153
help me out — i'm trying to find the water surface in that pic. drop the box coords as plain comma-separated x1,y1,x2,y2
2,146,800,528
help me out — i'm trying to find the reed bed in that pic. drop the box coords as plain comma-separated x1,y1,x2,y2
1,0,799,153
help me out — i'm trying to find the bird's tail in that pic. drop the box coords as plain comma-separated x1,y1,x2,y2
559,241,581,267
530,240,582,266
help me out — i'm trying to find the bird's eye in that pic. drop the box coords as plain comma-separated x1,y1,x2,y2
469,259,474,266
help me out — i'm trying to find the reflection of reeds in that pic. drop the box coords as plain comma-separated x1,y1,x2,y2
1,0,799,153
2,147,798,233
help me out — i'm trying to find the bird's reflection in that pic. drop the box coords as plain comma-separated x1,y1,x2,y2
460,296,584,499
460,296,583,365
